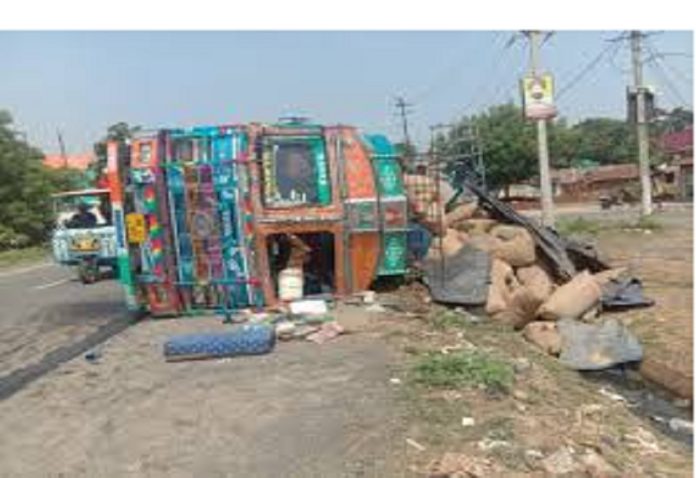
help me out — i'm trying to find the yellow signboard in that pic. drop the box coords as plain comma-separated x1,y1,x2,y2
125,213,146,244
521,73,557,120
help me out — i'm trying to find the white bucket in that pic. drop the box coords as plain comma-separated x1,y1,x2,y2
278,268,304,301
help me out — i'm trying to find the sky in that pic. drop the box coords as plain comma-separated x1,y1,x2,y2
0,30,692,154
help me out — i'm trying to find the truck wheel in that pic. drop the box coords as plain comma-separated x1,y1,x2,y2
78,262,99,284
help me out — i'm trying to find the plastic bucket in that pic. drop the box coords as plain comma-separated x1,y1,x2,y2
278,268,304,301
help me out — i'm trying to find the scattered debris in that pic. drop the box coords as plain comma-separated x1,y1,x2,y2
274,321,296,341
361,290,376,304
477,438,510,451
306,321,345,344
598,387,628,403
668,418,693,434
289,299,328,315
541,447,577,475
460,416,475,427
365,303,387,313
428,452,499,477
512,389,529,402
406,438,426,452
578,448,616,476
624,427,662,454
292,324,320,339
512,357,532,374
84,349,102,363
524,449,544,461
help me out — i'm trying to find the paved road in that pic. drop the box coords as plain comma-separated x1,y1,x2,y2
0,261,128,399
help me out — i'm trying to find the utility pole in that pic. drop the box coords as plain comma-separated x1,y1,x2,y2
395,96,414,167
630,30,653,216
57,129,68,168
525,30,555,227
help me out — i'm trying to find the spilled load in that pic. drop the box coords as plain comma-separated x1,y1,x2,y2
107,119,407,317
405,171,653,371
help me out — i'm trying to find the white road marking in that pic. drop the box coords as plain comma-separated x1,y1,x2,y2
33,278,71,290
0,262,54,279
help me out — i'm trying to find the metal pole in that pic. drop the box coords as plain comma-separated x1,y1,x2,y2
528,30,555,227
57,129,67,168
631,30,653,216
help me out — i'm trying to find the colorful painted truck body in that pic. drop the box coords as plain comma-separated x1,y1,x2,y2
108,121,406,316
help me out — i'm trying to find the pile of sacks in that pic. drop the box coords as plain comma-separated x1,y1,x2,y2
403,174,630,362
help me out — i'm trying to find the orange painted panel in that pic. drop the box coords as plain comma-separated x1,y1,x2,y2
349,234,380,291
342,131,377,199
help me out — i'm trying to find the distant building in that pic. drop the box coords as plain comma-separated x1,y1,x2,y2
659,127,693,200
43,153,95,171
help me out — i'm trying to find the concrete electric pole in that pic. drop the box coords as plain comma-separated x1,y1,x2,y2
57,129,68,168
395,96,413,145
395,96,414,169
630,30,653,216
525,30,555,227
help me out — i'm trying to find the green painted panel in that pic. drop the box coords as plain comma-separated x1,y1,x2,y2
379,232,407,275
312,139,332,205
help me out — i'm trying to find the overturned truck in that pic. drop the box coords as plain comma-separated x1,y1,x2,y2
107,120,408,316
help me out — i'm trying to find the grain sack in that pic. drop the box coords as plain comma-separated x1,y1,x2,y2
445,202,478,228
490,225,536,267
439,229,469,257
537,270,602,321
523,321,562,356
507,286,545,330
485,259,519,316
516,264,554,302
456,218,498,235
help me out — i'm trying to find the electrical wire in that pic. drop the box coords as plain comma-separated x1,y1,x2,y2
556,41,620,99
644,40,690,106
454,41,526,118
412,31,507,104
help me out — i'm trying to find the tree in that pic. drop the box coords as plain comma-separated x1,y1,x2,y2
653,107,693,134
568,118,636,165
0,110,83,249
436,103,537,192
89,122,140,182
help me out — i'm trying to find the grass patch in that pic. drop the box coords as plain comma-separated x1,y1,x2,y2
0,246,48,269
634,215,663,231
556,217,601,236
431,310,470,330
411,350,514,393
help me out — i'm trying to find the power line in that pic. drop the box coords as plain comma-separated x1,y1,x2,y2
455,41,525,118
643,39,693,85
643,41,689,106
556,41,619,99
413,31,506,104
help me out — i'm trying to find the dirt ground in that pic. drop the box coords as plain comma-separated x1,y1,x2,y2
589,208,693,387
0,206,692,477
0,310,409,478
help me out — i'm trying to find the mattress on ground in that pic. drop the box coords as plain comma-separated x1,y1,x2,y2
164,324,275,361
